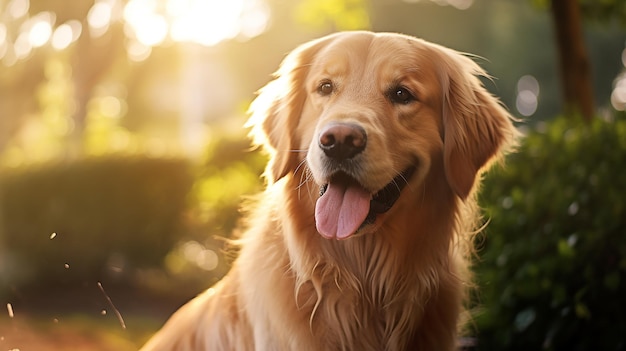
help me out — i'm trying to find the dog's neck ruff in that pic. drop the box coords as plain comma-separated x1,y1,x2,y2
315,166,416,239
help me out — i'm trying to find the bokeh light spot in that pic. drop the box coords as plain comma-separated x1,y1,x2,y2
181,240,219,271
516,75,539,116
29,20,52,48
134,14,168,47
7,0,30,19
100,96,123,118
14,31,33,60
126,40,152,62
611,74,626,111
0,24,7,46
88,1,113,36
51,24,73,50
51,21,82,50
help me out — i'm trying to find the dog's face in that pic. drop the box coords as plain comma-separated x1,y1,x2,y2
248,31,515,240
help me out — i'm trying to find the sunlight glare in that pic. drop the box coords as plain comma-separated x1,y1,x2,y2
124,0,269,48
135,14,169,46
176,0,244,46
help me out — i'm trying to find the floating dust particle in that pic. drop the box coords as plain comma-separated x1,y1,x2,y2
6,303,14,318
64,263,70,269
50,232,57,240
53,318,59,323
97,282,126,329
101,309,107,315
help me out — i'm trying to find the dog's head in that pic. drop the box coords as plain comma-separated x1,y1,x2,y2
248,31,517,240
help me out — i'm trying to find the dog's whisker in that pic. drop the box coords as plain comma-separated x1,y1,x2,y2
391,170,403,189
296,161,310,200
383,168,405,194
294,159,309,182
298,169,315,202
295,162,318,203
305,170,317,203
297,172,311,192
396,170,416,193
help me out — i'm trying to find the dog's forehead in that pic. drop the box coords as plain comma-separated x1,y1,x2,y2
310,33,436,81
310,35,370,76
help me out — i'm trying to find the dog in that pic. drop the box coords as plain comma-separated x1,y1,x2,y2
140,31,518,351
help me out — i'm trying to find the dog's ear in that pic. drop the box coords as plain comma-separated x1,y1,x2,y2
438,48,518,199
247,36,334,184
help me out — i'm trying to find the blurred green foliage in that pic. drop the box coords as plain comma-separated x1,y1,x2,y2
475,114,626,350
190,135,266,238
0,156,193,287
157,135,266,291
295,0,370,30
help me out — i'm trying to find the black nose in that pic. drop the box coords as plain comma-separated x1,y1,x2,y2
318,123,367,160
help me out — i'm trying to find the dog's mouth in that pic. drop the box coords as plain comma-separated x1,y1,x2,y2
315,166,416,240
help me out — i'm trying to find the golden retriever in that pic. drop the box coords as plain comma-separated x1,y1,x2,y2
141,31,518,351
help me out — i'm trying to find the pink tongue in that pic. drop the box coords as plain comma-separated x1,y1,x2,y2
315,182,371,239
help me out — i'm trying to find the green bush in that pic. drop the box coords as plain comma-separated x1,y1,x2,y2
475,115,626,350
190,135,266,239
0,156,193,287
155,136,266,291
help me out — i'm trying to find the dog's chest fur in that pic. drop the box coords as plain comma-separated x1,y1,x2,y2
293,257,427,350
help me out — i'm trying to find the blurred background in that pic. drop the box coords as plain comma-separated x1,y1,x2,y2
0,0,625,349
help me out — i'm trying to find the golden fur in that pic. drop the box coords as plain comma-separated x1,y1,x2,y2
141,31,518,351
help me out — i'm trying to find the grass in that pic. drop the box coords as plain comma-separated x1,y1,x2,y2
0,313,157,351
0,283,197,351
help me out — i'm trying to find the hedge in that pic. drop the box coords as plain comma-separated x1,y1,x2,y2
0,156,193,288
475,115,626,350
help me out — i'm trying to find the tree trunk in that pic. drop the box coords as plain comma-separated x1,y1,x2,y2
550,0,595,121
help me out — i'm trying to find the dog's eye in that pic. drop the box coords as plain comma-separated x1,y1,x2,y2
318,81,334,96
388,86,416,105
